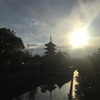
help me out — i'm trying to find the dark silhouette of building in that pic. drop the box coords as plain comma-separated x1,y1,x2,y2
44,35,56,57
42,35,74,73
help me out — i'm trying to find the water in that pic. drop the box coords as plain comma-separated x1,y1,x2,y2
72,70,79,98
12,74,72,100
0,68,79,100
0,71,79,100
13,82,71,100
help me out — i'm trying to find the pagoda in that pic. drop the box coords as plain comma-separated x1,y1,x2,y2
44,35,56,57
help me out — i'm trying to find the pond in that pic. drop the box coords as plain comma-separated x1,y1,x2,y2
12,70,79,100
13,82,71,100
12,73,73,100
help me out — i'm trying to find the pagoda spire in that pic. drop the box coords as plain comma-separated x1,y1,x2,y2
50,34,52,42
44,35,56,56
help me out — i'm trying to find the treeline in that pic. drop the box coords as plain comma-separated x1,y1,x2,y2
0,28,42,86
0,27,44,71
0,27,36,64
0,27,71,79
72,49,100,99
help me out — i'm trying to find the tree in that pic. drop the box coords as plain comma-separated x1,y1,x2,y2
0,28,25,64
75,48,100,100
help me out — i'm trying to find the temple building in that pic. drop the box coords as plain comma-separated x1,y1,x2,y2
44,35,57,57
42,35,74,73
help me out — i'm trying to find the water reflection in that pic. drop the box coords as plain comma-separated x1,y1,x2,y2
13,83,70,100
73,70,79,98
13,74,72,100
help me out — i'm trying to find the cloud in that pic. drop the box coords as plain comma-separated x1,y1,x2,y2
0,0,100,57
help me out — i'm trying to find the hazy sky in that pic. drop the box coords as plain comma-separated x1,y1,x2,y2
0,0,100,57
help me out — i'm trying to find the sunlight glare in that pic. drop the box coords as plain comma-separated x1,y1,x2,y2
70,29,88,48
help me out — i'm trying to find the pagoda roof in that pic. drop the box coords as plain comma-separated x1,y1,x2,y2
44,47,56,50
45,41,56,46
56,51,67,59
53,51,70,62
44,51,56,54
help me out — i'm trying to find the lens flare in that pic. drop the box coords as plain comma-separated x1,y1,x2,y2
70,29,88,48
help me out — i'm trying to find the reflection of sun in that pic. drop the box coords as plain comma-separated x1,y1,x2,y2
73,70,79,98
70,29,88,48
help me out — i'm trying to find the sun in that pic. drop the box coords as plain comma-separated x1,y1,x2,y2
70,29,88,48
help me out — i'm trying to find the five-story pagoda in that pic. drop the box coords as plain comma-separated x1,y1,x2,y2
44,35,56,57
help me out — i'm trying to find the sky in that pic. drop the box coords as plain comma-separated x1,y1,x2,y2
0,0,100,57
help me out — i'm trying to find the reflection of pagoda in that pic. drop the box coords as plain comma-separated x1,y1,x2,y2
44,35,56,57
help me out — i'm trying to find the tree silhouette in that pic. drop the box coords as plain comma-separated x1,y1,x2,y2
74,48,100,100
0,28,25,64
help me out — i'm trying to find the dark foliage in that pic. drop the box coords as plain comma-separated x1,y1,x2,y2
0,28,25,64
73,48,100,100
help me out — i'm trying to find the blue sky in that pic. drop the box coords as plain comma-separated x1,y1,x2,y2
0,0,100,57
